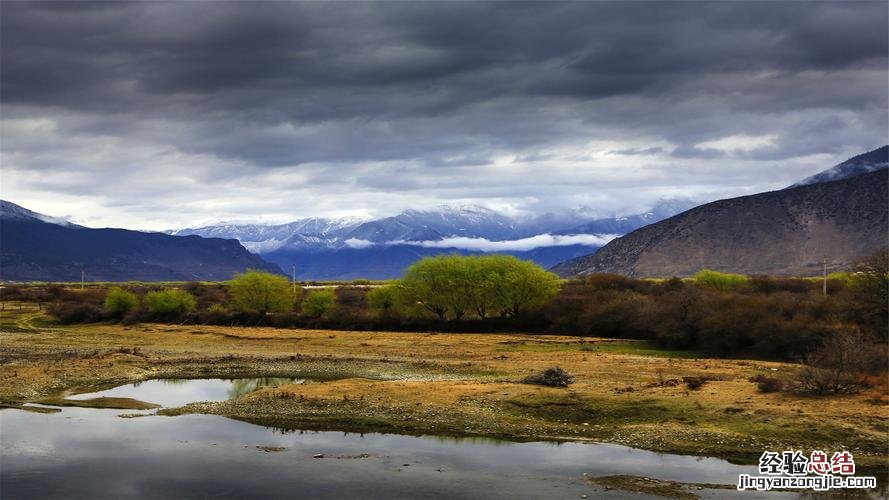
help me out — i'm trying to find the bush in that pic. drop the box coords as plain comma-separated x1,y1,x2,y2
790,330,882,395
302,289,336,318
693,269,748,292
205,303,228,314
103,287,139,318
849,248,889,339
229,270,296,314
47,302,104,324
749,275,813,294
366,285,400,317
750,375,784,393
522,366,574,387
145,289,196,317
682,376,708,390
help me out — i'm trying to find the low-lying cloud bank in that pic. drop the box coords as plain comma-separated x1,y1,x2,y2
388,233,618,252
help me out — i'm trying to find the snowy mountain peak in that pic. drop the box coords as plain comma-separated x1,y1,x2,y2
0,200,81,228
791,145,888,187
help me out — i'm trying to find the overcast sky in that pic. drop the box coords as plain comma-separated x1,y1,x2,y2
1,1,886,230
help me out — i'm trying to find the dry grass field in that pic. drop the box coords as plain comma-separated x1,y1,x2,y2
1,302,886,469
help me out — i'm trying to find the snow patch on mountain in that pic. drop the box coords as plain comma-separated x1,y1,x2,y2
0,200,82,228
790,145,888,187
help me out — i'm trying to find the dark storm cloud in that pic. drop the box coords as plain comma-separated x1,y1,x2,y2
0,1,886,228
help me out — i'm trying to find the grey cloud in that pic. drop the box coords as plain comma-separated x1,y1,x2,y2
0,1,886,229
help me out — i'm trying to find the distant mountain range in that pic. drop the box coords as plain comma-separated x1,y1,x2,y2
553,148,889,277
5,146,884,282
169,201,697,279
0,201,282,282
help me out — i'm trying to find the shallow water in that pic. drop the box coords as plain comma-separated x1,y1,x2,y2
67,377,304,407
0,379,848,499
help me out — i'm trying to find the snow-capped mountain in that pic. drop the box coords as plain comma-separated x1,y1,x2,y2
169,216,367,253
790,145,888,187
0,200,83,228
559,198,697,235
345,205,521,243
166,201,698,279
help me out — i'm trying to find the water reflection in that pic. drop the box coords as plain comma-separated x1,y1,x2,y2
68,377,303,408
228,377,305,398
4,379,883,499
1,407,807,500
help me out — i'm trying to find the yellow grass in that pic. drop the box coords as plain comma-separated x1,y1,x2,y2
1,303,886,468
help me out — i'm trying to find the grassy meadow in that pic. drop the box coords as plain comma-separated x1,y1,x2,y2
1,301,886,471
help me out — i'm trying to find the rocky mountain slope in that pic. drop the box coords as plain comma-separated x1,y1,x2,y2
0,201,282,281
553,168,888,277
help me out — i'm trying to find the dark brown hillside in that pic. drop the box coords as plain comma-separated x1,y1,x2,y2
0,201,283,281
552,168,888,277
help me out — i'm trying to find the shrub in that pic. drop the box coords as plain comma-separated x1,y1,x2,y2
749,375,784,393
205,303,228,314
183,282,229,309
229,270,296,314
848,248,889,339
46,302,104,324
682,376,708,390
145,289,196,317
103,287,139,318
522,366,574,387
790,330,882,395
366,285,400,317
749,275,813,294
693,269,747,292
302,289,336,318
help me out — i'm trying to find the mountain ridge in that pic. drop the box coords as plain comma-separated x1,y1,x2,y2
0,201,283,282
790,145,888,187
166,200,695,278
552,168,888,277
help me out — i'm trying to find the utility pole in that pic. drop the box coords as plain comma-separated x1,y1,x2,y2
291,264,297,295
822,260,828,297
81,270,85,290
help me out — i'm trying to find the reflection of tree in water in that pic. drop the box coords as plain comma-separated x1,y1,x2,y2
227,378,303,398
132,379,189,388
158,379,189,385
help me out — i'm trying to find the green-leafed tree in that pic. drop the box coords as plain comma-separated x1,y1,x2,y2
103,287,139,318
229,270,296,315
366,284,400,317
469,255,504,318
484,255,561,317
302,289,336,318
398,254,560,320
399,255,455,319
692,269,747,292
145,289,196,316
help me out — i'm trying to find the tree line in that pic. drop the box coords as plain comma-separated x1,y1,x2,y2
7,249,886,363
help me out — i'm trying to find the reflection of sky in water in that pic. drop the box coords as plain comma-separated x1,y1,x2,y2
67,378,302,407
0,405,809,500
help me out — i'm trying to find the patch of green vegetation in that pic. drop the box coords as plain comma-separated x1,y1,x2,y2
497,340,698,358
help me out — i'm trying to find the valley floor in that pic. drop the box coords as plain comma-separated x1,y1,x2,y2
1,303,886,470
